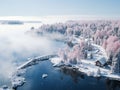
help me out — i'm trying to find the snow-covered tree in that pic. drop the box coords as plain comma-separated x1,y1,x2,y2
66,28,73,36
111,50,120,74
102,40,107,50
90,53,93,59
58,49,67,62
96,68,101,76
107,35,119,43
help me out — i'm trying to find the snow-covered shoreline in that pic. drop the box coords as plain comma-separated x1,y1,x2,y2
8,54,57,89
51,57,120,81
50,41,120,81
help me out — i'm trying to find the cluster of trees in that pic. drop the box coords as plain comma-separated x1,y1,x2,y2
31,20,120,39
58,39,88,64
30,20,120,74
30,21,93,37
94,30,120,61
31,23,67,34
92,21,120,74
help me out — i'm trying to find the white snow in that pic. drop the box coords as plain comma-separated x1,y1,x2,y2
50,37,120,81
9,69,26,89
42,74,48,79
11,76,25,88
17,55,57,69
0,85,9,90
51,57,63,66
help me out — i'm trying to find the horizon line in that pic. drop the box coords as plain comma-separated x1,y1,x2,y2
0,15,120,22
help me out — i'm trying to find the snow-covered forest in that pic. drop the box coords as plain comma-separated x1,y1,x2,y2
28,20,120,77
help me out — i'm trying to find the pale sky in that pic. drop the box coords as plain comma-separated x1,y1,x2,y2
0,0,120,17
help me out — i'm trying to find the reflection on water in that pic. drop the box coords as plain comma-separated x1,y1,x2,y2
59,66,85,83
106,78,120,90
17,60,120,90
60,66,120,90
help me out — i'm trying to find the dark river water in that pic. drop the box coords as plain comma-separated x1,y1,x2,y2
17,60,120,90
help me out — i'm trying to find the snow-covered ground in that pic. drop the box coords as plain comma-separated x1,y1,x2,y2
51,38,120,81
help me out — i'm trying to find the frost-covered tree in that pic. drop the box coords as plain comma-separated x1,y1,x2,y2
90,53,93,59
58,49,67,62
66,28,73,36
29,20,120,67
107,35,119,43
111,50,120,74
112,41,120,53
102,40,107,50
96,68,101,76
105,36,120,59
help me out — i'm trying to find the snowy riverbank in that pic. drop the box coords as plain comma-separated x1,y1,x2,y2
51,43,120,81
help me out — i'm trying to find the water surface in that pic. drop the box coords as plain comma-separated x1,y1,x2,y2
18,61,120,90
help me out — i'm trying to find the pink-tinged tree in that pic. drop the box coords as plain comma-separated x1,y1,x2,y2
107,35,119,43
106,39,120,63
106,41,114,57
106,29,113,36
102,40,107,50
73,44,81,61
101,30,107,37
64,46,70,54
79,39,87,49
111,41,120,55
67,51,77,64
94,30,100,44
94,30,101,39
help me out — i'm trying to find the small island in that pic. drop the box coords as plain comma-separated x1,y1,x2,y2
0,20,24,25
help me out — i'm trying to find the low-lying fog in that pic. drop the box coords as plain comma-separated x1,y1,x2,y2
0,23,63,82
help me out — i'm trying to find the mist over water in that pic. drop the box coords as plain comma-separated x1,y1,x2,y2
0,23,64,86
